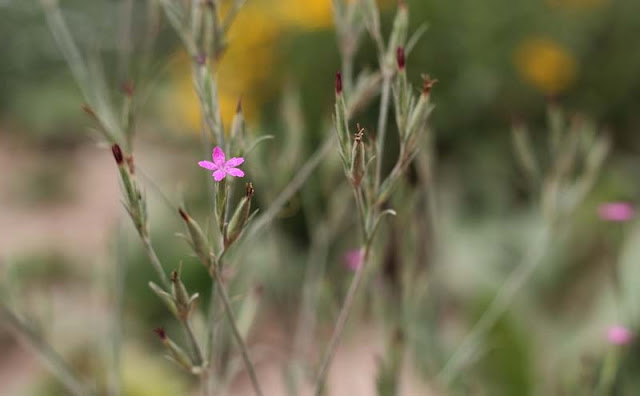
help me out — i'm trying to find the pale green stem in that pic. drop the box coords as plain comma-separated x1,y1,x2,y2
437,225,551,384
314,244,371,396
0,304,94,396
212,268,264,396
375,74,392,191
141,234,171,289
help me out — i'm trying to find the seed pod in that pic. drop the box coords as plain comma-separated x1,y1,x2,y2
350,125,366,188
225,183,254,248
170,270,191,319
179,208,215,269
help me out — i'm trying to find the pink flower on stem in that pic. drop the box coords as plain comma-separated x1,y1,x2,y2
598,202,634,222
607,325,633,346
344,249,364,271
198,146,245,182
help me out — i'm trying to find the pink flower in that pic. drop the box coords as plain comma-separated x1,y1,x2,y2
198,146,245,182
607,325,633,346
598,202,634,222
344,249,364,271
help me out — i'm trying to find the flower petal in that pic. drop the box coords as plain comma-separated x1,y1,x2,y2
212,146,226,165
225,157,244,167
226,168,245,178
198,160,217,170
212,170,227,181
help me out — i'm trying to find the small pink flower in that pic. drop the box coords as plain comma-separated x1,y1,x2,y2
607,325,633,346
344,249,364,271
598,202,634,222
198,146,245,182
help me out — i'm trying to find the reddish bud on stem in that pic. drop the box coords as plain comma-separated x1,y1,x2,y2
153,327,167,341
335,72,343,95
421,74,438,95
178,208,189,221
397,47,405,70
112,144,124,165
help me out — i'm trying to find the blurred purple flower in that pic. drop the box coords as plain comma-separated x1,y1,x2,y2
598,202,634,222
198,146,245,182
344,249,364,271
607,325,633,346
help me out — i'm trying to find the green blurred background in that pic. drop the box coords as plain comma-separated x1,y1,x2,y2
2,0,640,394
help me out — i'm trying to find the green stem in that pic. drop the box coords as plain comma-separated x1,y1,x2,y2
181,319,204,367
212,268,264,396
314,244,371,396
0,304,94,396
141,234,171,289
375,74,392,191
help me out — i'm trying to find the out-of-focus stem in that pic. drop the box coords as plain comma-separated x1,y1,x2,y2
314,244,371,396
375,74,392,191
212,267,264,396
141,234,171,289
0,304,94,396
181,319,204,367
438,225,552,384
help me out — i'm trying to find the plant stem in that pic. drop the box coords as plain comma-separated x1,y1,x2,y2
181,319,204,366
0,304,94,396
375,74,392,191
212,268,264,396
314,245,371,396
437,225,551,384
141,234,171,289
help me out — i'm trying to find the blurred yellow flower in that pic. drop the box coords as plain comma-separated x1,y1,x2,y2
514,37,577,95
167,0,394,133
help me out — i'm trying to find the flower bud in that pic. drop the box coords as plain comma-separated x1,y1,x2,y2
225,183,254,248
406,75,437,140
112,144,124,165
396,47,405,70
154,327,193,371
170,270,191,318
350,125,366,188
149,281,179,318
230,98,245,148
179,208,215,269
387,3,409,64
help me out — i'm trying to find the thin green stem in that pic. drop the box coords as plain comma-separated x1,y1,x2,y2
141,234,171,289
375,74,392,191
1,304,94,396
437,225,551,384
181,319,204,367
212,268,264,396
314,244,371,396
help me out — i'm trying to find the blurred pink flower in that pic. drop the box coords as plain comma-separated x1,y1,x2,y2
598,202,634,222
607,325,633,346
198,146,245,182
344,249,364,271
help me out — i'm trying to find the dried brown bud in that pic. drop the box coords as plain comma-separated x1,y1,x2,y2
396,47,405,70
120,81,135,97
335,72,343,95
170,270,179,283
245,182,255,198
153,327,167,341
178,208,189,221
421,74,438,95
112,144,124,165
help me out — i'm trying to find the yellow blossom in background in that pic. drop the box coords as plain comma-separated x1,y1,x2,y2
514,37,577,95
166,0,394,133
